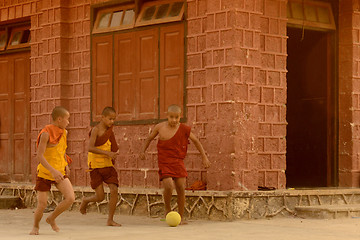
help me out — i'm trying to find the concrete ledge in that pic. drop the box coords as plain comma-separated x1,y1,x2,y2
1,183,360,220
295,204,360,219
0,196,22,209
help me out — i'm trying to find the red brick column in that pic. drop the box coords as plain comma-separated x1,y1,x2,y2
338,0,360,187
186,0,287,190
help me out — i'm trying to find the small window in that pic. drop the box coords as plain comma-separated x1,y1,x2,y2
135,1,184,27
287,0,335,31
93,5,135,33
0,31,7,51
7,26,30,50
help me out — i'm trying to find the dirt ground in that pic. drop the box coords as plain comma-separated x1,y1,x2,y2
0,208,359,240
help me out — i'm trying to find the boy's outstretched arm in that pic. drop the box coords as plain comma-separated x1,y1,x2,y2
88,127,118,159
189,132,210,168
140,125,160,160
37,132,64,182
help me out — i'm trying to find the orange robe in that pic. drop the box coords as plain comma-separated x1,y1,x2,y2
36,125,70,181
157,123,191,180
36,124,72,164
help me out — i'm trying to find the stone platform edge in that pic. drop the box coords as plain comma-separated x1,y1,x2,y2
1,183,360,220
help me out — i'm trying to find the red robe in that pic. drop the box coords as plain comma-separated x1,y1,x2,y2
89,125,119,152
157,123,191,180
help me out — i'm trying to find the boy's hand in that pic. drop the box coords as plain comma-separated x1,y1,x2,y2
65,165,70,176
108,150,119,159
202,155,211,168
139,152,146,160
51,169,64,183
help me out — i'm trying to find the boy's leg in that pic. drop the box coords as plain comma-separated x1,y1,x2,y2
80,183,105,214
162,177,174,215
29,191,48,235
107,183,121,226
46,178,75,232
174,177,186,224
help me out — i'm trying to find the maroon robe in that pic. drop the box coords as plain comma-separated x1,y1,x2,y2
157,123,191,180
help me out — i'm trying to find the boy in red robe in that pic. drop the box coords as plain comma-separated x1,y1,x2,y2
140,104,210,224
30,106,75,235
79,106,121,226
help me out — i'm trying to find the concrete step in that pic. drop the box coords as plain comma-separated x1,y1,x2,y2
295,204,360,219
0,196,22,209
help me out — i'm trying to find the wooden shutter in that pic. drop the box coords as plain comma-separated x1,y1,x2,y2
136,28,159,120
159,23,184,118
0,52,30,182
92,35,113,121
114,32,136,120
0,56,11,182
12,54,30,182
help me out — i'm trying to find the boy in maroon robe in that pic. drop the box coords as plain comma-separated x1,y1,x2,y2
140,104,210,224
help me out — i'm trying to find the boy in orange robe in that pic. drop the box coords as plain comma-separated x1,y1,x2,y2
30,106,75,235
80,106,121,226
140,104,210,224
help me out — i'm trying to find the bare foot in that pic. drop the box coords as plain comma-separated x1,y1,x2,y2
79,198,88,215
107,220,122,227
46,217,60,232
29,227,39,235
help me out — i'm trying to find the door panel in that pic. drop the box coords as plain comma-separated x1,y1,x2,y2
92,35,113,122
136,29,158,119
160,24,184,118
114,32,136,120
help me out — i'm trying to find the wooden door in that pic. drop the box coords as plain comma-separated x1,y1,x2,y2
0,51,30,182
286,28,331,187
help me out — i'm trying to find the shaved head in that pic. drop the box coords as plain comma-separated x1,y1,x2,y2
102,106,116,116
51,106,69,120
167,104,181,113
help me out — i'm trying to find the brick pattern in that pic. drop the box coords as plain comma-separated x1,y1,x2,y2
257,0,287,189
230,0,264,191
338,0,360,187
186,0,209,188
0,0,34,22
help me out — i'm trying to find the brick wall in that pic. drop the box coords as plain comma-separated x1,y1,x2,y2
338,0,360,187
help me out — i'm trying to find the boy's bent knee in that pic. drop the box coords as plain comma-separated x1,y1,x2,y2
36,201,47,209
67,194,76,203
108,184,118,193
96,194,105,202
